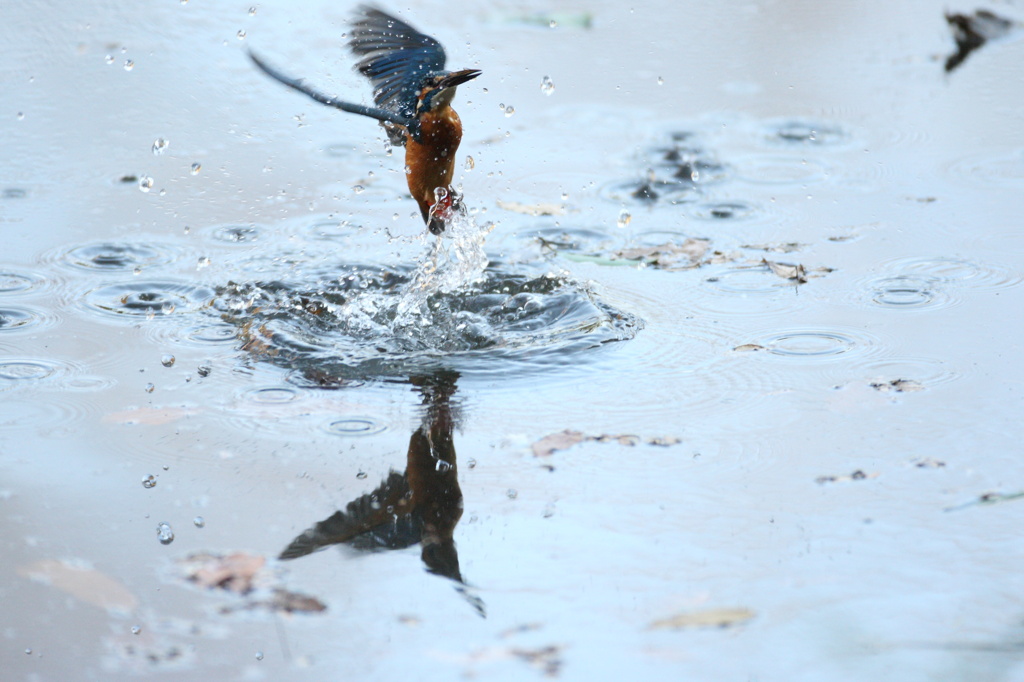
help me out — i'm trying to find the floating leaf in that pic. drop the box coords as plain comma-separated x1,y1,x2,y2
532,429,680,456
762,259,807,283
733,343,765,352
18,559,138,612
650,607,755,630
179,552,266,595
870,378,924,393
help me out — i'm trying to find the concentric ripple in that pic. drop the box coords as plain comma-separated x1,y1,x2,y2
0,306,50,333
866,275,949,310
0,358,66,391
742,327,880,362
0,268,45,294
824,356,961,391
59,241,184,272
884,256,1022,291
215,262,642,383
82,281,215,319
321,417,387,437
764,119,851,147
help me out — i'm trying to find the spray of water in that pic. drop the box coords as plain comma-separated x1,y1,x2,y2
393,189,493,327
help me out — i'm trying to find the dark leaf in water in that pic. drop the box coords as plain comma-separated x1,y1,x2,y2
870,378,924,393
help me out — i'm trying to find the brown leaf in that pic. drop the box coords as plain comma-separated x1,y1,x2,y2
733,343,765,352
18,559,138,612
615,239,710,270
179,552,266,594
650,607,755,630
531,429,587,457
762,259,807,283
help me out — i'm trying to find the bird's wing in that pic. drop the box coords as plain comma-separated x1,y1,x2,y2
349,6,447,119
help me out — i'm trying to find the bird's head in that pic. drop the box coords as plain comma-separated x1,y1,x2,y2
416,69,481,115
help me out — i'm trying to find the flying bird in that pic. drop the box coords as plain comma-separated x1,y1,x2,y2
250,5,481,234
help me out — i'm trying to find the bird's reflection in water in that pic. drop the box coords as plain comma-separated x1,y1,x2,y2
279,370,484,616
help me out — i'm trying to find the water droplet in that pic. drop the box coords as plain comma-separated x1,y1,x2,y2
506,489,518,500
504,104,515,118
145,383,155,393
236,29,246,40
161,354,175,367
193,516,205,528
16,112,25,121
657,76,664,85
138,176,153,193
132,266,142,276
248,6,257,16
24,648,31,655
435,460,452,472
464,155,475,170
151,138,169,155
255,651,264,661
131,625,141,635
156,522,174,545
549,19,557,28
142,474,157,489
105,54,114,65
123,59,134,71
540,75,555,95
352,184,365,194
561,192,569,200
616,209,632,228
196,256,211,269
190,162,201,175
467,458,477,469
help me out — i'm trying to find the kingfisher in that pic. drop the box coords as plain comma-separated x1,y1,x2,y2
249,5,481,234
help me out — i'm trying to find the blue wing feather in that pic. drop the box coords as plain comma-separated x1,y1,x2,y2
349,6,447,120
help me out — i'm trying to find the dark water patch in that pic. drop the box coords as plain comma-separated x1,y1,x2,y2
2,187,28,199
58,241,185,272
82,281,215,319
599,176,701,206
764,120,850,147
690,201,758,221
216,262,641,384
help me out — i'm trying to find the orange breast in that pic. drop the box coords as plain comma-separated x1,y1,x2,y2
404,107,463,222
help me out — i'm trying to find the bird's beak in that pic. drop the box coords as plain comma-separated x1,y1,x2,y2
439,69,482,89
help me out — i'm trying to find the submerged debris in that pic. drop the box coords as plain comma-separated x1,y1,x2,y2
944,491,1024,512
762,259,808,284
815,470,877,485
177,551,327,614
870,378,924,393
945,10,1016,73
531,429,681,457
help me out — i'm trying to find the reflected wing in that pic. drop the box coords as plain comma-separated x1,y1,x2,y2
279,471,417,560
349,5,447,118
